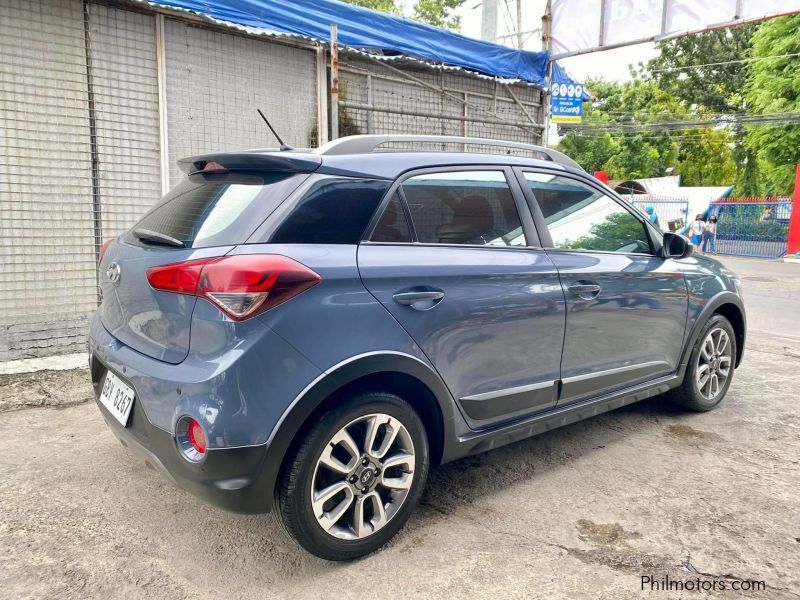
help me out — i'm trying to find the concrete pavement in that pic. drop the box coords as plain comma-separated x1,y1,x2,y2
1,255,798,599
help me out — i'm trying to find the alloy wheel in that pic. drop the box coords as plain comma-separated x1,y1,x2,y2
695,327,732,401
310,413,415,540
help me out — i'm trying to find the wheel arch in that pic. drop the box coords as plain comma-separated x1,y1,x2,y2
265,352,456,502
679,292,746,376
713,302,746,367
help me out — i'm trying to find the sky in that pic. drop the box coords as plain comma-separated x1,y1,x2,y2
453,0,660,83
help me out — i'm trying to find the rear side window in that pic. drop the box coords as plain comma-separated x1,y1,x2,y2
266,177,391,244
399,171,526,246
370,193,413,243
130,172,306,248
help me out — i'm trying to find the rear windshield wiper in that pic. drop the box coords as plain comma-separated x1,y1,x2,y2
132,228,185,248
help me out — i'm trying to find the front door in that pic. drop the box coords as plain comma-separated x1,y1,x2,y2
358,168,566,428
517,169,689,405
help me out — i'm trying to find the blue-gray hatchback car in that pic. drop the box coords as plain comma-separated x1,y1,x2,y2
89,135,745,560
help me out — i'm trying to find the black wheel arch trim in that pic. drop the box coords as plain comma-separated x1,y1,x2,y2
260,351,459,509
678,291,746,377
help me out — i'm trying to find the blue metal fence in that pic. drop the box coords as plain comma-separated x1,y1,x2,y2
709,200,792,259
629,198,690,232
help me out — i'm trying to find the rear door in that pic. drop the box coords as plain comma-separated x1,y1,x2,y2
358,167,566,429
99,170,308,363
516,169,688,405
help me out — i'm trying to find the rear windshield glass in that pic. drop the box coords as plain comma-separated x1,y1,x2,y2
129,172,307,248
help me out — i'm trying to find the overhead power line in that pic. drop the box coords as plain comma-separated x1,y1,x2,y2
563,112,800,135
647,52,800,73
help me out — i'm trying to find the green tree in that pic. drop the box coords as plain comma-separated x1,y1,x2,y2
641,25,760,194
557,79,679,180
413,0,462,30
676,127,736,187
343,0,399,12
643,25,755,114
556,129,619,174
558,77,737,185
341,0,462,30
744,14,800,196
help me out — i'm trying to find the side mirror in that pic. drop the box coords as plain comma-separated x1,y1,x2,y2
663,232,693,259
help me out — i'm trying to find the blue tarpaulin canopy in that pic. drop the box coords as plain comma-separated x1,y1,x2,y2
142,0,550,85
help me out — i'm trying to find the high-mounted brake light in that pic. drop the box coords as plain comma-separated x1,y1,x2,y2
146,254,321,320
98,239,112,264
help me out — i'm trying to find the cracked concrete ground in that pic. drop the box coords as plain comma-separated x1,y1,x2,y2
1,256,798,599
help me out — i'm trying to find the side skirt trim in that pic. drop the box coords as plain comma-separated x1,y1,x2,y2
452,373,681,459
459,380,557,421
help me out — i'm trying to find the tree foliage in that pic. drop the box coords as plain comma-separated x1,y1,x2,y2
744,14,800,196
413,0,461,30
557,78,738,183
642,24,760,194
341,0,462,30
643,25,755,114
676,127,736,187
559,27,763,188
342,0,399,12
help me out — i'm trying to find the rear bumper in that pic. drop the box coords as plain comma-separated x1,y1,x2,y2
94,385,279,514
87,310,321,513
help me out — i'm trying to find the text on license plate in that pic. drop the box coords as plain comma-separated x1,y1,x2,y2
99,371,135,427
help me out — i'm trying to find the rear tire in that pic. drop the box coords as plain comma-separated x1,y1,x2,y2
668,314,737,412
276,391,429,560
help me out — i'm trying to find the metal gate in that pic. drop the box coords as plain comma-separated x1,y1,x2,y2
629,198,690,232
709,200,792,259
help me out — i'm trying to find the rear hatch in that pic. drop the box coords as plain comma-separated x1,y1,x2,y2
99,166,312,363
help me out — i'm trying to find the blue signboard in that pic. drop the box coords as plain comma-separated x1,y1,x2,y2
550,66,584,124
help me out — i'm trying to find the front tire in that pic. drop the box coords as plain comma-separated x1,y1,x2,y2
276,391,429,560
668,314,737,411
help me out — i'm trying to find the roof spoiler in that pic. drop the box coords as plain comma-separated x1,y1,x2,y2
178,152,322,175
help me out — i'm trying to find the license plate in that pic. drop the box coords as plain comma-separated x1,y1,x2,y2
99,371,135,427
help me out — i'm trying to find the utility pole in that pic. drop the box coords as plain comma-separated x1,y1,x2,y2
516,0,523,48
481,0,498,43
541,0,552,146
330,23,339,140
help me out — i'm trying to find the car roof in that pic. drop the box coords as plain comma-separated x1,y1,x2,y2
178,149,585,181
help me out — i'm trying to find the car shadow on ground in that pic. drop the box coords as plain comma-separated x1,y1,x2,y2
233,393,692,565
419,395,686,513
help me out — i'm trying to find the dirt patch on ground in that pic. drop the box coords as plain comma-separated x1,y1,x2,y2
576,519,641,546
0,368,93,413
664,423,723,442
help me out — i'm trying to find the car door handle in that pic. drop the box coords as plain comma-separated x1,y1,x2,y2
392,289,445,308
567,282,602,300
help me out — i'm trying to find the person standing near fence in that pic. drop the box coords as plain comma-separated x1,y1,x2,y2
645,205,661,229
702,215,718,254
690,214,705,248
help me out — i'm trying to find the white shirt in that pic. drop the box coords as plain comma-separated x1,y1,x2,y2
690,220,705,235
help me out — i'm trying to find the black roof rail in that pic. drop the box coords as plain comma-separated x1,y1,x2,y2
314,135,584,171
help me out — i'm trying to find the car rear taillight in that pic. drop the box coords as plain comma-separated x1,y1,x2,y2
146,254,321,320
98,239,112,264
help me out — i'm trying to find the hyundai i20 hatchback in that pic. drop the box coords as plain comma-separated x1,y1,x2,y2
89,135,745,560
